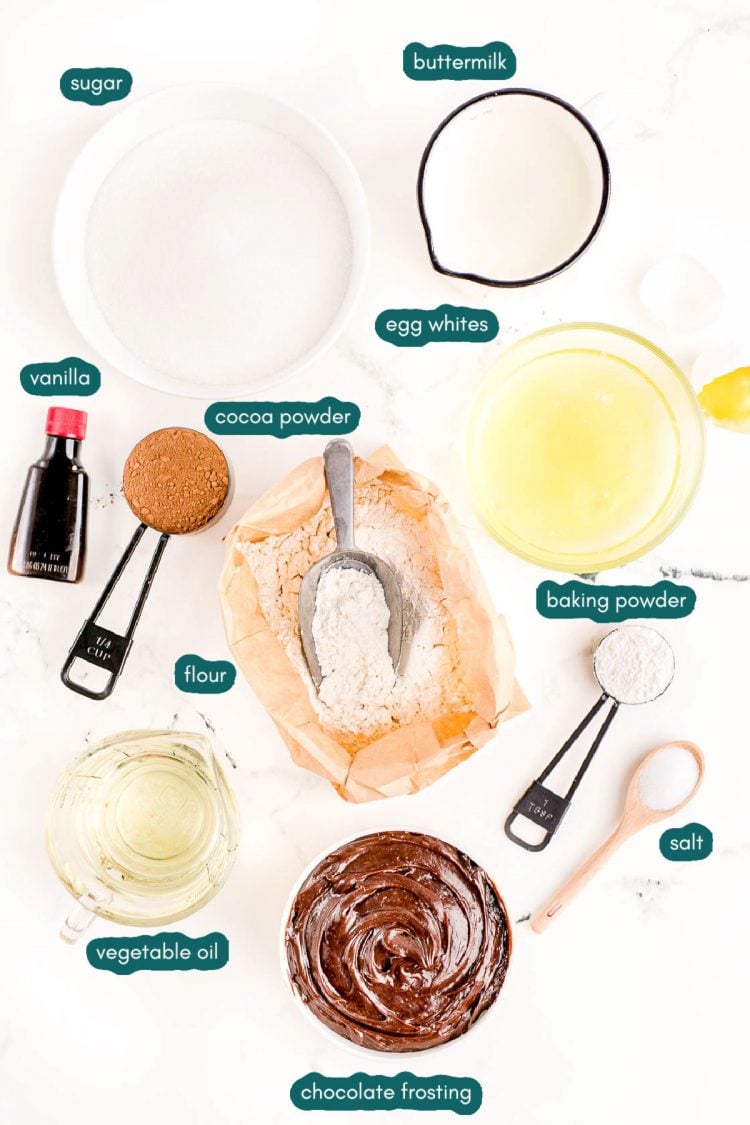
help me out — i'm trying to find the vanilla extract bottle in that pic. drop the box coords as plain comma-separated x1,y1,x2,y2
8,407,89,583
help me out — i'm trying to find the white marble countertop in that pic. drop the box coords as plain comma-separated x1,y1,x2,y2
1,2,748,1123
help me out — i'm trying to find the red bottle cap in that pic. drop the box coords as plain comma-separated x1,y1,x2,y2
45,407,87,440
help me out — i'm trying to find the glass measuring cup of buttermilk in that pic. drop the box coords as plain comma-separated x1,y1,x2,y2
46,730,239,941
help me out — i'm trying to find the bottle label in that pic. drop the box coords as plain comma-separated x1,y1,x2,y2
20,357,101,397
23,549,72,577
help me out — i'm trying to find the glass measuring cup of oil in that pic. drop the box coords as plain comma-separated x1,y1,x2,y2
46,730,239,941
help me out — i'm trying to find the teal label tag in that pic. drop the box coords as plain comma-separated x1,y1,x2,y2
290,1073,482,1115
404,42,516,81
20,357,101,397
204,397,360,438
536,580,696,623
60,68,132,105
87,932,229,974
659,823,713,862
375,306,499,347
175,654,236,694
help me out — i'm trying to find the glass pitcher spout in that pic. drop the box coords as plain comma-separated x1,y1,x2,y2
180,730,238,837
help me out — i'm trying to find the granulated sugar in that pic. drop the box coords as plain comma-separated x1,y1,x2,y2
593,625,674,705
86,119,352,388
241,484,470,740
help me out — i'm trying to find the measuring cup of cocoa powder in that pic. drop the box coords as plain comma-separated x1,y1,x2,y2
61,427,230,700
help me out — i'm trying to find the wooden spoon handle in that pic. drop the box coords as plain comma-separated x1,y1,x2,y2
531,823,631,934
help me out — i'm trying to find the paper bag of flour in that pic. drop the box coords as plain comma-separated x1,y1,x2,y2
219,447,527,802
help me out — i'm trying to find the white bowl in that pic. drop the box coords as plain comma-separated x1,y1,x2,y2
53,83,370,399
279,827,513,1060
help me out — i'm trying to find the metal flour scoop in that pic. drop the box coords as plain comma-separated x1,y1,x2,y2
299,440,403,690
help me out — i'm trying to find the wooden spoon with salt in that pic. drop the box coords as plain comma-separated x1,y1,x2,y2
531,740,704,934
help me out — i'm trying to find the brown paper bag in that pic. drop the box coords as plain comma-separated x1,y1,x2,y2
218,447,527,802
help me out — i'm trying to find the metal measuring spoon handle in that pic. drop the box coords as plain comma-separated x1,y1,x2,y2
504,693,621,851
324,440,356,551
60,523,170,700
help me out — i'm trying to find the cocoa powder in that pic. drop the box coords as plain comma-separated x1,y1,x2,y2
123,427,229,534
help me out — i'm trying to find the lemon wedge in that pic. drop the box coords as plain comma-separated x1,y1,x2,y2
698,367,750,432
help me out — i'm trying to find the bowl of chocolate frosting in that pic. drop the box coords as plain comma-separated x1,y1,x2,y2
282,829,512,1053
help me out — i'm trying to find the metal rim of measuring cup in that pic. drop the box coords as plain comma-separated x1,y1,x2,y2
122,428,234,536
417,87,611,289
592,625,675,704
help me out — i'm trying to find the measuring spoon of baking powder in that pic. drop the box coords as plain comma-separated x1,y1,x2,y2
299,440,403,690
531,740,704,932
505,626,675,852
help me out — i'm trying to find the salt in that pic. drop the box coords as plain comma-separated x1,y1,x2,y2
594,626,674,705
639,745,700,811
85,119,353,389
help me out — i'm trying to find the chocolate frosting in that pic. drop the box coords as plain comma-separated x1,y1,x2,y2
285,830,511,1052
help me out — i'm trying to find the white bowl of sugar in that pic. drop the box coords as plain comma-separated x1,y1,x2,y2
54,83,370,398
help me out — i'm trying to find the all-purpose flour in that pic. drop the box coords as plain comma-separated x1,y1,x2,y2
86,119,352,388
241,484,470,739
312,566,396,730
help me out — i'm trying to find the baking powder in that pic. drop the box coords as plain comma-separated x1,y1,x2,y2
593,625,674,705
